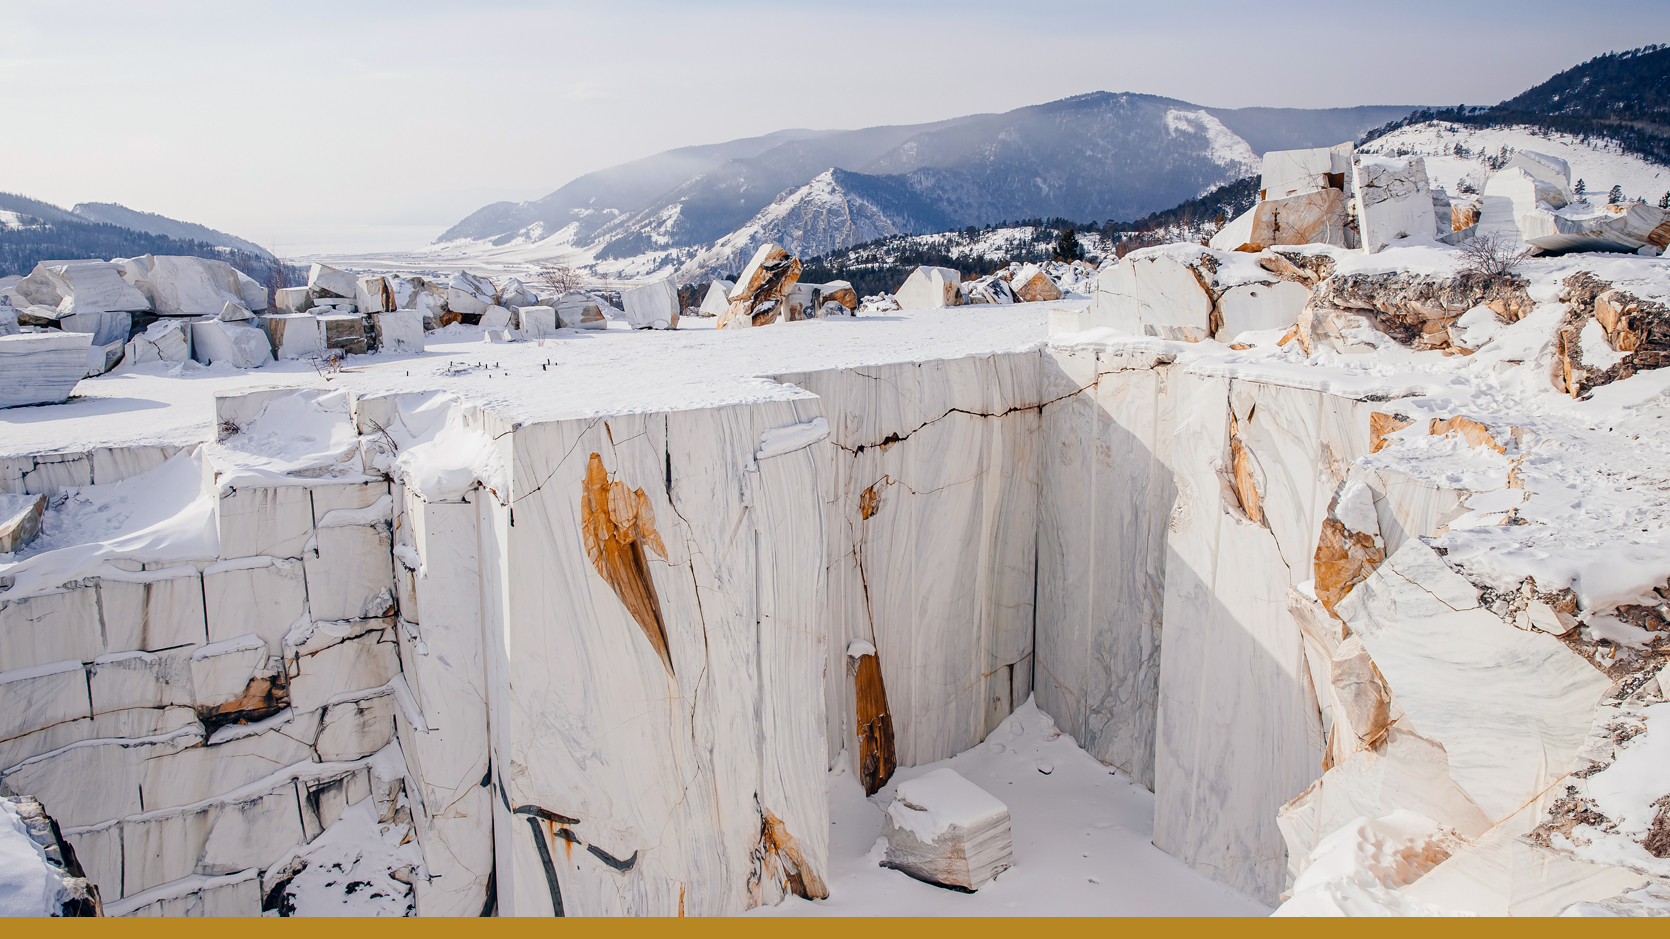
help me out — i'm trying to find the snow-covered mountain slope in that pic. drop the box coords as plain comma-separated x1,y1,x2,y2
1359,121,1670,203
674,169,958,281
71,202,274,259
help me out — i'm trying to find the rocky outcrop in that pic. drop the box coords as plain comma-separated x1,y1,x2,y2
1554,271,1670,396
1308,270,1534,351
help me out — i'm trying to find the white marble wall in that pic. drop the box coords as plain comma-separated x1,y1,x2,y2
486,400,830,916
780,354,1045,775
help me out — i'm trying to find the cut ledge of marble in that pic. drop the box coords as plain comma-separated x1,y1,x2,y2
1336,538,1612,823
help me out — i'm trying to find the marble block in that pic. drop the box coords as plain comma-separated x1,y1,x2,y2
216,484,315,559
274,286,312,314
698,280,735,317
235,271,267,312
108,869,262,917
190,319,273,368
0,331,93,408
0,586,104,673
373,310,424,352
98,570,210,654
1088,251,1212,338
620,278,679,329
89,648,195,714
203,556,309,653
123,318,191,365
1,727,204,827
1217,280,1309,340
187,635,267,712
446,272,496,318
517,306,557,338
316,689,395,762
555,291,606,329
303,524,394,622
40,261,151,314
1261,142,1354,201
0,659,91,741
880,768,1013,891
285,625,399,714
895,266,962,309
145,256,247,317
1355,156,1437,254
262,312,324,359
355,275,394,315
0,492,46,553
307,263,358,300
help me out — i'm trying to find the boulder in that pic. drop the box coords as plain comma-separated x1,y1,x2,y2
720,243,802,328
446,272,497,318
895,266,962,310
478,305,513,329
191,320,274,368
58,310,132,347
0,332,93,407
621,278,680,329
218,300,252,322
1262,142,1354,201
235,270,268,311
261,313,324,360
517,305,557,338
1088,250,1213,339
963,275,1017,305
146,256,248,317
355,275,395,315
497,278,537,310
1354,156,1437,254
697,279,735,317
1011,264,1063,303
274,286,312,314
0,493,46,553
317,313,368,355
372,311,423,353
554,291,607,330
389,276,448,327
36,261,151,314
880,768,1013,891
307,262,358,300
123,318,192,365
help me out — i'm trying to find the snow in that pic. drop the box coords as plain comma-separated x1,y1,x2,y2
756,416,830,461
0,448,217,601
1361,122,1670,206
0,800,66,917
4,305,1053,460
1568,699,1670,877
750,699,1268,917
272,795,422,917
1273,812,1464,917
845,639,876,658
1334,481,1379,536
1164,109,1259,174
886,768,1009,842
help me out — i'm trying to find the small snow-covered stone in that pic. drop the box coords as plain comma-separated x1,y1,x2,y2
880,768,1013,891
621,278,680,329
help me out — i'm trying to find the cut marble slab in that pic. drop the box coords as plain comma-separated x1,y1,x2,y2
0,492,46,553
0,331,93,408
620,278,679,330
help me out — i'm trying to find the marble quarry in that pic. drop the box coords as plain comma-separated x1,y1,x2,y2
4,184,1670,918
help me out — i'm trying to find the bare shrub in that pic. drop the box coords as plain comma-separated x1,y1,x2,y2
1458,232,1531,277
536,261,580,295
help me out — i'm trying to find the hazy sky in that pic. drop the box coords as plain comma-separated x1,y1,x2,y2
5,0,1667,255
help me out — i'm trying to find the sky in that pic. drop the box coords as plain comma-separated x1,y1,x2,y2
4,0,1667,255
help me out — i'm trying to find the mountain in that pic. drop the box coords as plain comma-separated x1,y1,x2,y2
0,191,295,283
71,202,274,260
443,94,1415,267
436,128,842,245
673,168,960,280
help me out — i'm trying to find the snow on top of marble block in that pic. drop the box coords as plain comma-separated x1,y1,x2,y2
0,449,216,602
887,768,1009,842
0,657,83,685
3,305,1053,458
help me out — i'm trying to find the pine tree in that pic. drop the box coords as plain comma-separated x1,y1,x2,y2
1608,184,1625,205
1053,226,1084,262
1574,178,1586,196
1659,191,1670,210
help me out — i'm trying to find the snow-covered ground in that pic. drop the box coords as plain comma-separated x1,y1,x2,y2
0,303,1059,459
1360,122,1670,205
752,700,1268,916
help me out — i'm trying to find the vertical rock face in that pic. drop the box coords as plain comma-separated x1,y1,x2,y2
781,355,1043,775
486,402,830,915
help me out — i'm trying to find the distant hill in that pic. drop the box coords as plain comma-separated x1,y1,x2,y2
1363,45,1670,165
0,192,298,285
72,202,274,260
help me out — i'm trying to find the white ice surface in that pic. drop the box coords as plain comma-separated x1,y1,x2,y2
750,699,1269,916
